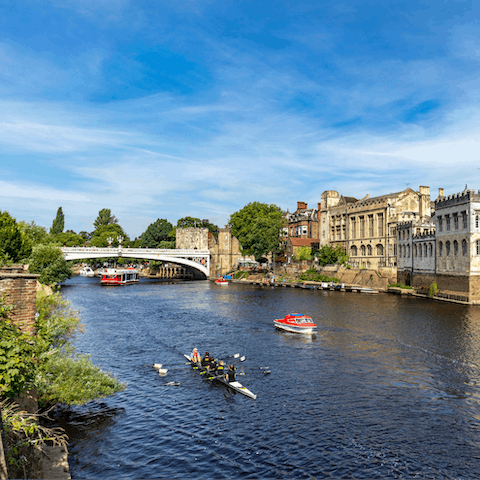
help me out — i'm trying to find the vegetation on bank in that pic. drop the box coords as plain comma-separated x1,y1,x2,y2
388,282,413,289
299,267,340,283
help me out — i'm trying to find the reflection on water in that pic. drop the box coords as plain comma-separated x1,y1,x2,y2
60,277,480,478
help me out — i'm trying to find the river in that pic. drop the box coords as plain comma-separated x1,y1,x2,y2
57,276,480,478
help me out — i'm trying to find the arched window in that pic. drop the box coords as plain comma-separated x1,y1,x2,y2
350,245,357,256
446,241,451,257
407,245,410,257
429,243,433,257
360,245,366,256
367,244,372,256
454,240,458,256
414,245,417,257
424,244,427,257
376,244,384,256
463,239,467,256
439,242,443,257
419,244,422,257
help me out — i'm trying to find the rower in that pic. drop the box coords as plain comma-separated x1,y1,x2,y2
191,348,201,364
201,352,213,369
215,360,225,377
225,364,236,383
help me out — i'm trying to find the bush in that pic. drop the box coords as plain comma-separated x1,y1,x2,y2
299,267,339,283
429,281,438,297
235,270,248,279
388,282,413,289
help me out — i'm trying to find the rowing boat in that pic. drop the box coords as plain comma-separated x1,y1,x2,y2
183,354,257,399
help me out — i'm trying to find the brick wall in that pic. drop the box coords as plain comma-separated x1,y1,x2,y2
0,266,39,335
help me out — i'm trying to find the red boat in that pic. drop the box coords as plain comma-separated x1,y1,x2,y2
100,268,139,286
214,276,229,286
273,313,317,334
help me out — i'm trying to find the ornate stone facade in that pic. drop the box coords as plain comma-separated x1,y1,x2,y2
320,186,431,269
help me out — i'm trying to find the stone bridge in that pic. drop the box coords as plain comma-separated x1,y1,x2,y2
60,247,210,277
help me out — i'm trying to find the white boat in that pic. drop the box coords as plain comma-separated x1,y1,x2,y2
184,354,257,399
79,266,95,277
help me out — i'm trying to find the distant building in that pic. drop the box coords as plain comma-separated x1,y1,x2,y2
285,202,320,240
286,237,319,263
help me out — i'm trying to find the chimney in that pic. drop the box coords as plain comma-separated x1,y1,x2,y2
297,201,307,211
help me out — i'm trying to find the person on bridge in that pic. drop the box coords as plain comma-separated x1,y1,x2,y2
191,348,201,364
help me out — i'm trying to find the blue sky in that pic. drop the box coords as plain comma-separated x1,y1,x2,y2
1,0,480,238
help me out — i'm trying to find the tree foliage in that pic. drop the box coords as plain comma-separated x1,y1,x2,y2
90,224,129,247
0,297,36,398
50,207,65,235
19,221,51,246
93,208,118,229
140,219,173,248
177,217,219,236
0,211,32,263
229,202,285,261
315,244,349,266
53,232,85,247
295,246,312,261
28,245,73,285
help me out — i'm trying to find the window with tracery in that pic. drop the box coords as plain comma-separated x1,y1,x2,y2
454,240,458,256
360,245,366,256
367,244,372,256
439,242,443,256
446,241,451,256
462,239,467,256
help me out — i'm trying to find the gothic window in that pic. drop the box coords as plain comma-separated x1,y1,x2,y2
367,244,372,256
476,214,479,229
446,241,451,256
462,239,467,256
350,245,357,256
394,244,396,255
454,240,458,256
351,217,357,239
477,240,480,255
446,215,450,231
407,245,410,257
424,244,428,257
429,243,433,257
462,212,467,229
359,217,365,238
376,244,384,256
360,245,366,256
414,245,417,257
454,214,459,230
438,216,443,232
439,242,443,256
368,215,374,237
377,213,384,236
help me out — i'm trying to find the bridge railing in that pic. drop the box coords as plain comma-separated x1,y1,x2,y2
61,247,209,256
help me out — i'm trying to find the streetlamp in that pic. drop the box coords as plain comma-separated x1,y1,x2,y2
107,237,113,247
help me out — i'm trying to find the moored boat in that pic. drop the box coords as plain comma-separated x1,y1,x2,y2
100,268,139,286
184,354,257,399
273,313,317,334
214,277,229,286
79,266,95,277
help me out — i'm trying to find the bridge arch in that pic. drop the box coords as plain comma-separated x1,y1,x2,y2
61,247,210,278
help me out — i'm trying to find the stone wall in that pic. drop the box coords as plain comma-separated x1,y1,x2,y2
0,265,39,335
176,227,209,250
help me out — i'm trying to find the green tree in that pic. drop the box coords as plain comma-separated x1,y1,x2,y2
50,207,65,235
229,202,285,261
54,232,85,247
19,221,51,246
78,231,91,241
295,246,312,260
90,224,130,247
315,244,349,266
93,208,118,229
140,219,173,248
28,245,73,285
0,211,32,263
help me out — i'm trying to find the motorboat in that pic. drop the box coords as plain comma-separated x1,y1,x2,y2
214,277,229,286
273,313,317,334
79,266,95,277
100,268,139,285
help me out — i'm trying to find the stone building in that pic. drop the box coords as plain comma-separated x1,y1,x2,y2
433,188,480,302
175,227,209,250
320,186,431,269
397,213,436,286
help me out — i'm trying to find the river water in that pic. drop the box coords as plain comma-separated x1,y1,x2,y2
57,276,480,478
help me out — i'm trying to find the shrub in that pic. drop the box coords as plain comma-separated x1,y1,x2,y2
429,281,438,297
299,267,339,283
388,282,413,289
